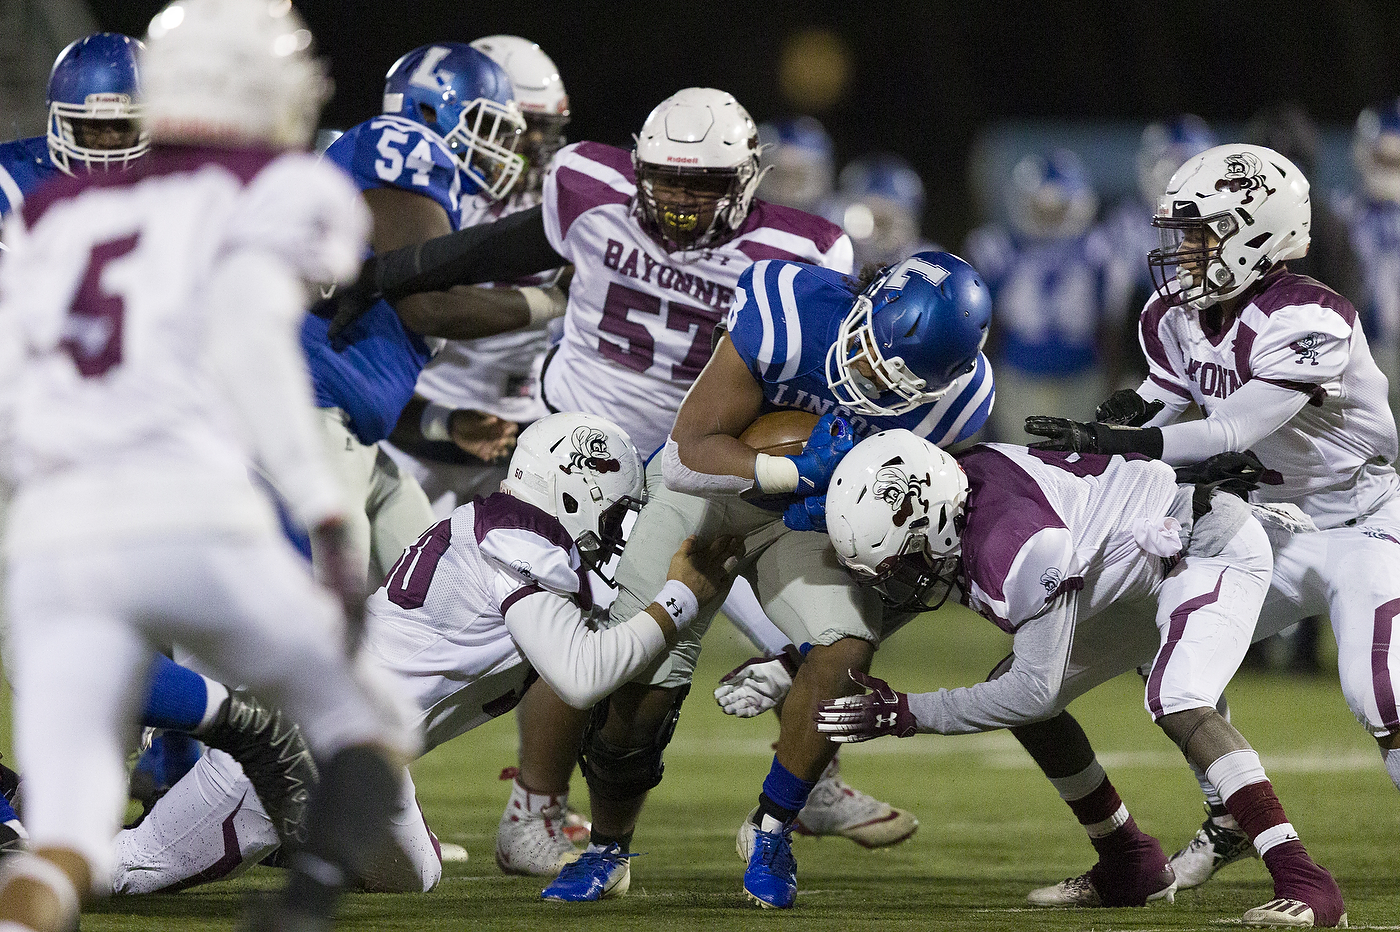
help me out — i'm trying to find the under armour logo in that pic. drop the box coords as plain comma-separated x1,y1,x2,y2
876,713,897,727
665,597,682,619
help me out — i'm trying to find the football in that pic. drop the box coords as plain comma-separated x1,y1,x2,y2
738,410,820,456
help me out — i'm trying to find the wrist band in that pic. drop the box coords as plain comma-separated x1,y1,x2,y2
520,285,567,326
421,402,453,442
753,453,800,495
654,579,699,629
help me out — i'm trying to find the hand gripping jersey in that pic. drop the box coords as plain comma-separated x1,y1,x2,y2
363,492,666,752
726,259,995,445
0,146,366,551
307,115,497,445
956,444,1179,632
413,186,554,423
0,136,57,219
1137,268,1400,527
964,223,1131,377
540,141,854,458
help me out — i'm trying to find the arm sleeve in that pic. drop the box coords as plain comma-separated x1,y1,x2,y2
904,591,1079,734
661,437,754,497
1156,377,1311,465
373,206,566,299
503,590,668,710
205,249,345,529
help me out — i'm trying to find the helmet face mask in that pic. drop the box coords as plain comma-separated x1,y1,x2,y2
635,163,748,251
825,253,991,417
444,97,525,200
46,33,149,176
1146,144,1311,312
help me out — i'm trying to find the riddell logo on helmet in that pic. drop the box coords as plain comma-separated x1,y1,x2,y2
666,156,700,164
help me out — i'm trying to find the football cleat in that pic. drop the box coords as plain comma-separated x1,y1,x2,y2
743,825,798,909
1027,869,1177,907
540,843,633,902
1243,897,1348,928
1168,806,1259,889
200,689,318,848
496,796,583,876
793,757,918,848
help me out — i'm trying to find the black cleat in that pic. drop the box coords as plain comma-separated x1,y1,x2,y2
202,690,318,847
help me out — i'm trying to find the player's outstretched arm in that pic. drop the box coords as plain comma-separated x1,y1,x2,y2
504,535,743,709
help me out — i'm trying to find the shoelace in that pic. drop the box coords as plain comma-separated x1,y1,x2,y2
753,832,795,873
562,845,640,875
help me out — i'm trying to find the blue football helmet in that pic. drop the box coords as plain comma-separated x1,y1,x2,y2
1354,99,1400,204
1006,149,1098,240
826,251,992,417
756,115,834,211
1137,114,1216,204
46,32,147,176
382,43,525,200
833,153,927,268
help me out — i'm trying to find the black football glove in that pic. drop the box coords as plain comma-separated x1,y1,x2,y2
1025,416,1164,458
1095,389,1166,427
1174,450,1282,517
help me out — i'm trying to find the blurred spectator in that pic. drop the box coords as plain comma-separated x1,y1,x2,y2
827,152,939,271
1337,98,1400,411
756,115,835,213
965,149,1132,442
1101,115,1217,384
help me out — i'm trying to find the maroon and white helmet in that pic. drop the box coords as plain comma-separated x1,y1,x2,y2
501,412,644,582
825,429,967,612
632,87,764,253
1148,143,1310,311
469,35,569,192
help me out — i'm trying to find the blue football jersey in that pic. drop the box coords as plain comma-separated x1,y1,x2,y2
307,115,489,445
0,136,58,218
726,259,994,446
964,224,1129,378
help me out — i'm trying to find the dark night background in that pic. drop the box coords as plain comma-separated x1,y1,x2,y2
88,0,1400,242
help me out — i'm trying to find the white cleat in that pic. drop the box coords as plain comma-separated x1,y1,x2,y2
1027,870,1177,907
495,781,583,877
1168,806,1259,889
792,757,918,848
1243,897,1348,928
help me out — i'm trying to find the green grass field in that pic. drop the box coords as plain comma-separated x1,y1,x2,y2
43,604,1400,930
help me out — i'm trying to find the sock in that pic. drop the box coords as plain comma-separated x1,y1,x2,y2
1191,763,1227,809
1208,749,1297,856
755,758,816,832
586,829,632,853
506,777,567,817
142,655,228,732
1047,763,1130,838
1384,746,1400,791
286,744,399,919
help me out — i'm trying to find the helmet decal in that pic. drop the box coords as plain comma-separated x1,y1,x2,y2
1216,153,1275,201
872,464,931,528
561,426,621,474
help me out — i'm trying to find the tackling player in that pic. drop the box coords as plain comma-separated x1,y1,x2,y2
108,413,741,896
812,432,1346,928
538,251,994,905
1021,143,1400,897
0,3,415,930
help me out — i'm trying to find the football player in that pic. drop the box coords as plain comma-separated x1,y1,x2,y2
328,87,920,866
813,432,1346,928
537,251,993,905
0,3,416,931
0,32,147,220
826,153,939,271
1021,144,1400,896
755,115,836,214
964,149,1132,440
109,413,741,896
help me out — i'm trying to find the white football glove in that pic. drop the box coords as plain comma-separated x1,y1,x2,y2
714,646,802,718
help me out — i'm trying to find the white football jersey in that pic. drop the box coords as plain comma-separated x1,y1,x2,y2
957,444,1180,632
412,188,553,422
1138,269,1400,527
0,147,365,552
540,141,854,458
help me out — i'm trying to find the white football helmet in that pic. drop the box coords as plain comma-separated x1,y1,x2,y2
632,88,764,253
1148,144,1310,311
501,412,645,584
825,430,967,612
142,0,331,150
470,35,569,193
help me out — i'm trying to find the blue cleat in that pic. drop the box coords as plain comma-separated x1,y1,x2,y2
540,843,633,901
744,826,797,909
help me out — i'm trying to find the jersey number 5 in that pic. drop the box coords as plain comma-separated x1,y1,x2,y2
598,281,718,381
60,232,141,378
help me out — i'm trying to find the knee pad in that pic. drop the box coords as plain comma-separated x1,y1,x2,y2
578,685,689,801
1157,706,1249,762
